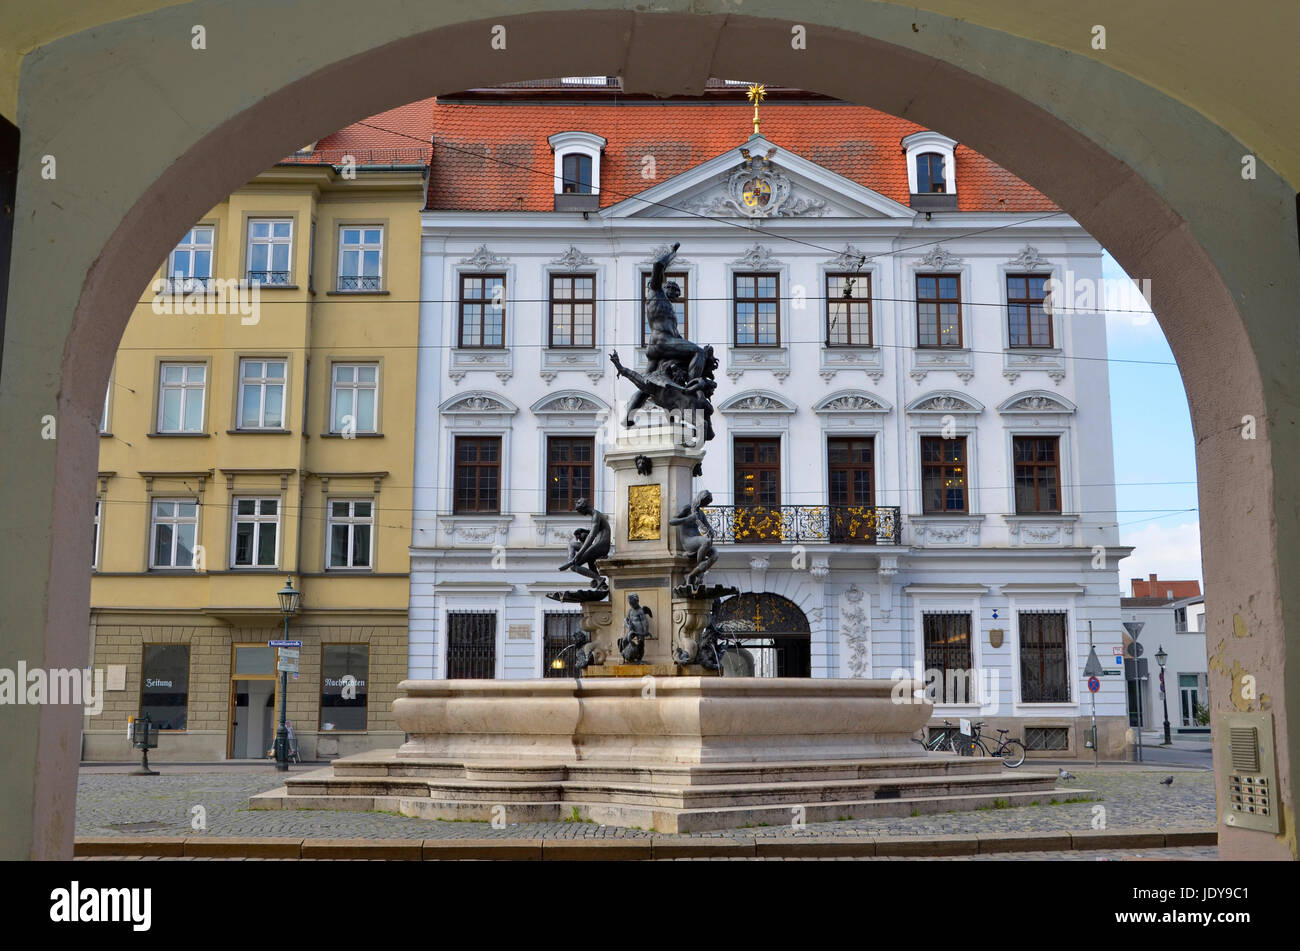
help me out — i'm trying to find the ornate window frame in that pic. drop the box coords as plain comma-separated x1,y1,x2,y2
813,390,893,505
529,390,611,545
908,247,974,383
906,391,985,545
999,246,1067,385
904,586,990,714
719,390,797,506
725,245,791,382
999,585,1085,715
819,244,884,382
450,246,515,384
437,391,518,547
542,246,604,382
998,390,1079,546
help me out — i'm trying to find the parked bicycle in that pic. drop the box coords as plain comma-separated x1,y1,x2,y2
911,719,963,754
960,721,1027,767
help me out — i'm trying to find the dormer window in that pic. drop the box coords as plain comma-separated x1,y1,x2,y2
916,153,947,193
549,131,606,212
902,131,958,210
562,154,592,194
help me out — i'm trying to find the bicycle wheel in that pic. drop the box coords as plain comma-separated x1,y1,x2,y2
969,738,986,756
999,740,1026,768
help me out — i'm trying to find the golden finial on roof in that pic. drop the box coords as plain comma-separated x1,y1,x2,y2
746,83,767,135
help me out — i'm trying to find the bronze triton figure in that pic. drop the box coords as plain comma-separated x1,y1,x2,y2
557,499,611,588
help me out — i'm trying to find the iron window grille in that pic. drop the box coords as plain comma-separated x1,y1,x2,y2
446,612,497,679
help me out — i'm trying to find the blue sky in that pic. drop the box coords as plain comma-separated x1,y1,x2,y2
1101,252,1203,592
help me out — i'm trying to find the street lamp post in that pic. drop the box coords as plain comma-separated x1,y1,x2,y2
274,577,301,772
1155,644,1171,746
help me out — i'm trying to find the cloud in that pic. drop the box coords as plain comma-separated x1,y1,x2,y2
1118,520,1203,591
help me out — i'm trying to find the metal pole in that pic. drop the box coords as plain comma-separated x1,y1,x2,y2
275,613,289,772
1136,672,1144,763
1088,622,1098,767
1160,664,1172,745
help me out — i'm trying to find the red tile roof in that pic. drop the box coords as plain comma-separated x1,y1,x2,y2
1130,574,1202,599
315,96,1056,214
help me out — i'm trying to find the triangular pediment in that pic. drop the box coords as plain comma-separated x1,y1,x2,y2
604,135,915,221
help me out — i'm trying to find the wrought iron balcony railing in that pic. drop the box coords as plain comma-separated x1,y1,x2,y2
337,275,382,291
702,505,902,545
247,270,291,286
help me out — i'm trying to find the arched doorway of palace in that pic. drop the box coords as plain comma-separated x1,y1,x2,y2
713,593,812,678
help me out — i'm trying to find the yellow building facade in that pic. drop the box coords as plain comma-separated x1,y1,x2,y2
85,156,426,761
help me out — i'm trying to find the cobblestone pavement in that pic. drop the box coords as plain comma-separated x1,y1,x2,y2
77,764,1215,841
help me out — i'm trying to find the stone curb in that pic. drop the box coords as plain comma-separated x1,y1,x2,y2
422,838,543,861
75,836,188,857
301,838,423,860
73,827,1217,859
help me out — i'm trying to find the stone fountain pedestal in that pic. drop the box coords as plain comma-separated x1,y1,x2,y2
573,424,734,676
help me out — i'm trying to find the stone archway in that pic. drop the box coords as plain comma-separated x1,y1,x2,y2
2,3,1295,860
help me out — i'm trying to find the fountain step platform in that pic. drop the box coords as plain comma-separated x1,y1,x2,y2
253,751,1064,832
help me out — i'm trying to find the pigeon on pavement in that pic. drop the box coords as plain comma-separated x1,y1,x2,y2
1058,768,1077,782
1160,775,1175,786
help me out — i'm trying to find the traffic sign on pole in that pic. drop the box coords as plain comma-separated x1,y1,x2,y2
1088,676,1101,694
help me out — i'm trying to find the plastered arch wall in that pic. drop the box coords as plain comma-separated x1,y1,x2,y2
1,2,1295,860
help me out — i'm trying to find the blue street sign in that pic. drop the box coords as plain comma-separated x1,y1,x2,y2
1087,676,1101,694
269,639,302,647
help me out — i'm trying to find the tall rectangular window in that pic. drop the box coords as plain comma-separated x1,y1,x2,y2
733,438,782,542
1179,674,1202,727
454,436,501,513
338,226,383,290
92,499,102,568
458,274,506,348
168,227,214,285
828,437,877,543
446,612,496,679
826,273,871,346
141,645,190,730
331,363,378,433
916,274,961,348
320,644,368,731
922,612,972,704
546,436,594,513
734,272,780,346
561,154,592,193
1013,436,1061,514
1018,611,1069,703
916,153,946,193
157,363,206,433
231,498,279,568
327,499,373,569
1007,274,1052,348
543,613,583,677
921,436,968,513
828,437,875,506
150,499,198,569
238,359,286,430
548,274,595,348
247,219,292,285
641,271,689,343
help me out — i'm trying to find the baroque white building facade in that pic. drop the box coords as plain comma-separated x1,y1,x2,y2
407,102,1132,757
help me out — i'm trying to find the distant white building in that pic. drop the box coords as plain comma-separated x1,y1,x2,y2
1122,573,1209,736
406,80,1131,758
